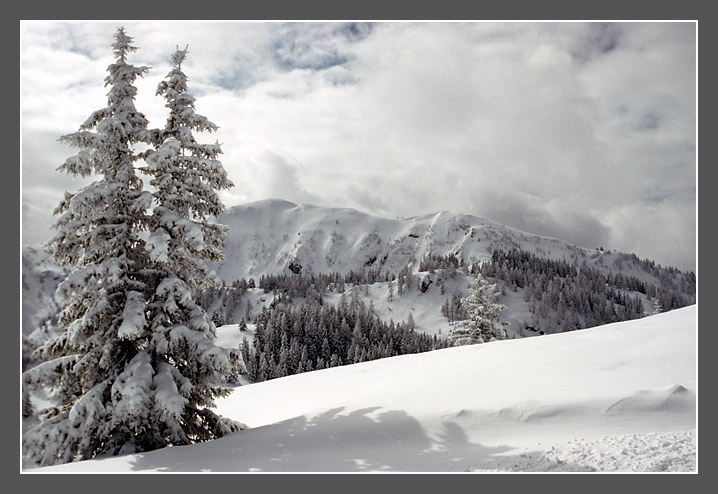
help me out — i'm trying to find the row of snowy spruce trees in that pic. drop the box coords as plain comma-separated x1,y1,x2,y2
22,28,240,466
241,293,448,383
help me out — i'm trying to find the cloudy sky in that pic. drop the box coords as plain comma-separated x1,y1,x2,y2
20,21,696,271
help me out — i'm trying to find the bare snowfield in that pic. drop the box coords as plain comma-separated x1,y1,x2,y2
24,305,697,473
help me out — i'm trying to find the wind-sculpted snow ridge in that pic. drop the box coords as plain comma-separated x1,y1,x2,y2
27,305,697,473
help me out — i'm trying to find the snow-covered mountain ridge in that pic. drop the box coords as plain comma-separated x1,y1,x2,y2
216,198,687,284
22,198,696,343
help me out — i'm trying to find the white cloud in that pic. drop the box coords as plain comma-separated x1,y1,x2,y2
20,21,697,271
604,199,696,270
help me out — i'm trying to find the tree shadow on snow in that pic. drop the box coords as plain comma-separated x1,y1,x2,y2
125,406,592,472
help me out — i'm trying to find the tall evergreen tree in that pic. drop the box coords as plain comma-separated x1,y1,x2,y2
23,29,240,467
448,273,508,346
139,44,239,449
23,27,156,466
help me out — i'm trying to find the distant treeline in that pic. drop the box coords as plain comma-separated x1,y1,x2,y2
475,248,696,331
240,294,447,382
196,248,696,368
198,266,425,326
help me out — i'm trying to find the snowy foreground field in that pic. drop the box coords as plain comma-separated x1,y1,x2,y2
26,305,697,473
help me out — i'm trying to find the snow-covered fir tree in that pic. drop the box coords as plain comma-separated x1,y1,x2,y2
140,44,239,446
22,29,239,467
448,273,508,346
22,27,155,466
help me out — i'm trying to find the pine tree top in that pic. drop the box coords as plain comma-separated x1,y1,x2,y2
112,27,140,62
170,45,189,67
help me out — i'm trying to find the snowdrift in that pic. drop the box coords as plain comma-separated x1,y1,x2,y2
27,305,697,473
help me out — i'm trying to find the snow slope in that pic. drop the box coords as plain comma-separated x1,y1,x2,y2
208,199,694,338
217,199,594,282
21,245,66,338
27,305,697,473
214,199,683,285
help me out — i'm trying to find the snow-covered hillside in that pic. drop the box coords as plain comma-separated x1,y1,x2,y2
21,245,67,366
217,199,563,281
21,198,696,345
26,305,697,473
21,245,65,338
216,199,674,283
206,199,694,338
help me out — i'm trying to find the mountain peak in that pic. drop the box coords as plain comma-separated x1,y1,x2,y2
217,199,572,282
